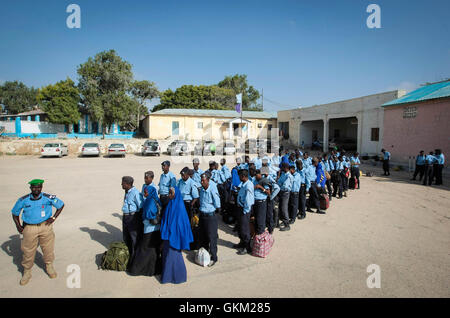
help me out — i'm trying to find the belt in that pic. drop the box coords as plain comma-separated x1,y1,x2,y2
255,199,266,202
200,212,215,216
23,220,48,226
184,200,192,203
160,194,169,197
124,211,139,216
290,192,299,194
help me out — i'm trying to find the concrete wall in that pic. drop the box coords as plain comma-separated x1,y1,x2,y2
0,121,16,133
21,121,66,134
145,114,277,141
383,97,450,165
278,90,406,155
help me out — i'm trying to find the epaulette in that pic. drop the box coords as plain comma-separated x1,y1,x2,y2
43,193,57,199
20,194,29,200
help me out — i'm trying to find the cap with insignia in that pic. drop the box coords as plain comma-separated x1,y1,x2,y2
28,179,44,185
161,160,171,166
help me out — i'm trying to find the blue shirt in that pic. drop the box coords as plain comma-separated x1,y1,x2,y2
238,163,249,170
199,184,221,213
335,161,344,171
302,157,312,168
192,168,204,188
143,219,160,234
416,155,426,166
305,165,317,183
252,177,269,201
158,171,177,195
221,165,231,180
291,171,302,193
12,193,64,224
253,158,262,170
122,187,143,214
383,152,391,160
425,154,436,164
277,171,293,192
271,155,281,167
297,169,311,191
270,182,281,201
237,180,255,214
177,178,199,201
351,156,361,168
436,154,445,165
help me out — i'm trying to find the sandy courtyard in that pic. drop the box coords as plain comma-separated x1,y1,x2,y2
0,153,449,298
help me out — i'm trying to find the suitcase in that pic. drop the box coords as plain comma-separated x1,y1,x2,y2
251,231,274,258
319,194,330,210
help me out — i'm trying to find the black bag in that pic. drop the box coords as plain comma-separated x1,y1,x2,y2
349,177,356,189
149,198,162,225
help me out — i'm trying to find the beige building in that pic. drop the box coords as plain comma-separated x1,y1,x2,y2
142,109,277,141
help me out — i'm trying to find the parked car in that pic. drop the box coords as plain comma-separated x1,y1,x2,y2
329,138,357,151
167,140,189,156
142,140,161,156
221,141,236,155
108,143,126,157
193,140,216,156
81,143,100,157
41,143,68,158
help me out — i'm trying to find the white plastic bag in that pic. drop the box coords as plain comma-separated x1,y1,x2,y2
195,247,211,267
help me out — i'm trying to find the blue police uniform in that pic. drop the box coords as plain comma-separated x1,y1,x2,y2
177,178,199,201
221,165,231,180
199,183,221,262
253,158,262,170
122,187,143,214
236,179,255,250
192,168,204,188
158,171,177,195
12,193,64,224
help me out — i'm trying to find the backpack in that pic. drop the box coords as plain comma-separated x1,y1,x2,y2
100,242,130,271
195,247,211,267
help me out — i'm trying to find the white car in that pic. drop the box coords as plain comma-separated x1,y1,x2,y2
221,141,236,155
41,143,68,158
81,143,101,157
167,140,189,156
108,143,126,157
142,140,161,156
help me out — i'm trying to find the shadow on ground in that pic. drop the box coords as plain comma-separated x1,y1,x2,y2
79,221,122,249
1,234,46,274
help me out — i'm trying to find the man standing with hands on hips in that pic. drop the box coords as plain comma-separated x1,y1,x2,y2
11,179,65,286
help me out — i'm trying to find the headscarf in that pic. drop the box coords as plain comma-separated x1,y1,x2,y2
160,186,193,250
230,167,240,191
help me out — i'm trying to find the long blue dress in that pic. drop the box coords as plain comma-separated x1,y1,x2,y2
160,186,193,284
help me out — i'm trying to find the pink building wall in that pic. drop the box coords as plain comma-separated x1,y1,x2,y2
383,97,450,165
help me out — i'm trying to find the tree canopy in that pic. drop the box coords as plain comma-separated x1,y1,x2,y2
129,80,159,130
37,78,81,125
217,74,261,110
77,49,135,134
0,81,38,114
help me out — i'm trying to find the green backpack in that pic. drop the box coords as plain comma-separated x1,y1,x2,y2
100,242,130,271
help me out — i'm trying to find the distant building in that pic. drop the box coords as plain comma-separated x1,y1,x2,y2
277,90,406,156
382,80,450,165
143,108,278,141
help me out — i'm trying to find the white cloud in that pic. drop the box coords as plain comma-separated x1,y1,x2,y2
385,81,419,93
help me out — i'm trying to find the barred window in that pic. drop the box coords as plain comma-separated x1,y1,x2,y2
371,128,379,141
197,122,203,129
403,106,417,118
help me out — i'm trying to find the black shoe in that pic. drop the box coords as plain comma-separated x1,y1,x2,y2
275,223,280,228
337,196,342,199
316,210,326,214
306,208,313,212
268,230,273,235
237,248,247,255
280,225,290,231
289,219,295,224
208,260,216,267
298,214,305,220
232,243,243,249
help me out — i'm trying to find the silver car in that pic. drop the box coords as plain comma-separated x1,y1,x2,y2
41,143,68,158
81,143,100,157
142,140,161,156
167,140,189,156
108,143,126,157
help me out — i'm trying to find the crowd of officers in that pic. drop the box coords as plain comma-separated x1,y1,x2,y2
411,149,445,186
120,149,363,266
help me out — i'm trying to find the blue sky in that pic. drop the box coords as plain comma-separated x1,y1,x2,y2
0,0,449,111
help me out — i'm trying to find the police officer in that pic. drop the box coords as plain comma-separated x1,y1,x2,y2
159,161,177,212
252,169,270,236
350,152,361,189
177,167,199,223
411,150,426,181
277,162,293,231
262,166,279,234
11,179,65,285
381,149,391,176
235,169,255,255
192,158,204,189
198,173,221,267
288,165,301,224
295,160,310,220
121,176,144,264
434,149,444,185
423,151,435,186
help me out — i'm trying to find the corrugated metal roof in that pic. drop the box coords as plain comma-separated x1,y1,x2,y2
382,80,450,107
150,108,277,119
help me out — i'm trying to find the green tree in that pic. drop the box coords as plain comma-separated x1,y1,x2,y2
129,80,159,131
0,81,38,114
152,85,235,112
77,50,134,136
37,78,81,125
217,74,261,110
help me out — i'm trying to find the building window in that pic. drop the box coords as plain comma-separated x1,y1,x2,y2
371,128,379,141
172,121,179,135
268,124,272,130
403,106,417,118
258,123,263,128
197,122,203,129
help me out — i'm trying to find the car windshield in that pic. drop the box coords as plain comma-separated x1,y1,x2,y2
110,144,124,148
225,142,234,147
84,143,98,147
44,143,59,147
146,141,158,146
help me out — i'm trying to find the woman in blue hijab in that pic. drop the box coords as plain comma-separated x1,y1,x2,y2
160,186,193,284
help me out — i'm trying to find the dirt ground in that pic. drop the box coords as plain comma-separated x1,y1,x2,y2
0,153,449,298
